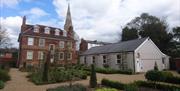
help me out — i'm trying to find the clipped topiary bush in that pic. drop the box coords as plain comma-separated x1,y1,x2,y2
89,64,97,88
145,70,161,81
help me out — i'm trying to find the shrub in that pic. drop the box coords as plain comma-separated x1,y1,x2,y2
0,80,4,89
165,76,180,84
101,79,125,90
124,83,138,91
145,70,161,81
47,84,87,91
96,88,118,91
89,64,97,88
0,69,10,82
145,70,180,84
134,80,180,91
95,68,133,74
29,72,43,85
29,67,88,85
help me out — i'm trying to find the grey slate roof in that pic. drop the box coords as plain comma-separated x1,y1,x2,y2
82,37,148,55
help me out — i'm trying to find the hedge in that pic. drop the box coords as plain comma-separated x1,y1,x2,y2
85,67,133,75
101,79,180,91
134,80,180,91
101,79,125,90
47,84,87,91
145,70,180,84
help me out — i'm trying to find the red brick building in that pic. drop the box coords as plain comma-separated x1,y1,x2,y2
17,5,77,68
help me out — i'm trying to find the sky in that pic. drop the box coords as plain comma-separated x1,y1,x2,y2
0,0,180,48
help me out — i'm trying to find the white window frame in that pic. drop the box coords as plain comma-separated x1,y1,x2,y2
59,41,64,49
27,51,33,60
39,38,45,47
28,37,34,45
67,41,72,49
55,29,59,36
44,27,50,34
59,52,64,60
116,54,122,64
38,51,44,60
34,25,39,33
67,52,72,60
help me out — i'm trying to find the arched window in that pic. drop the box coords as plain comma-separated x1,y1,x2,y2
55,29,59,36
44,27,50,34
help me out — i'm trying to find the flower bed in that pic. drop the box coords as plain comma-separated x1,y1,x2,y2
29,67,88,85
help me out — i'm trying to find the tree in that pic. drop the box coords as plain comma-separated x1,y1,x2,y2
121,13,170,53
166,26,180,57
0,25,11,48
89,64,97,88
121,27,138,41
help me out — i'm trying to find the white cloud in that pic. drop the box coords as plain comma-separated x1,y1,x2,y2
0,0,20,8
53,0,180,43
0,16,22,47
21,7,49,19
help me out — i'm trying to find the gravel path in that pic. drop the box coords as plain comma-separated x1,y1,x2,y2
0,68,146,91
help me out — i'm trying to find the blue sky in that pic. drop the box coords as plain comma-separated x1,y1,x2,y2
0,0,180,48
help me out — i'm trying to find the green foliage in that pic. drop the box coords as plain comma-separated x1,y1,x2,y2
43,61,49,82
145,70,180,84
29,72,43,85
29,67,88,85
0,80,4,89
134,80,180,91
124,83,138,91
121,27,138,41
154,62,159,71
96,88,118,91
121,13,171,53
47,84,87,91
101,79,125,90
85,67,133,75
90,64,97,88
0,69,10,82
166,26,180,58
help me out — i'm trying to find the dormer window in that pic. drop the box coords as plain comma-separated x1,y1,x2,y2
55,29,59,36
44,27,50,34
63,30,67,37
34,25,39,33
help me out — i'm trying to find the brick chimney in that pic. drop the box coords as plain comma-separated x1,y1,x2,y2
79,38,88,52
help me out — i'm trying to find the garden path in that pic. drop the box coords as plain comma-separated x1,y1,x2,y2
0,68,146,91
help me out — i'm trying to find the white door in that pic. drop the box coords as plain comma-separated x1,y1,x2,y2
136,59,142,72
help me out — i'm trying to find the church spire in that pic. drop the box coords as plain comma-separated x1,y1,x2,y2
64,3,73,31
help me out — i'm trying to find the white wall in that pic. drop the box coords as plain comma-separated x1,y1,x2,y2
80,52,134,71
135,39,169,72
